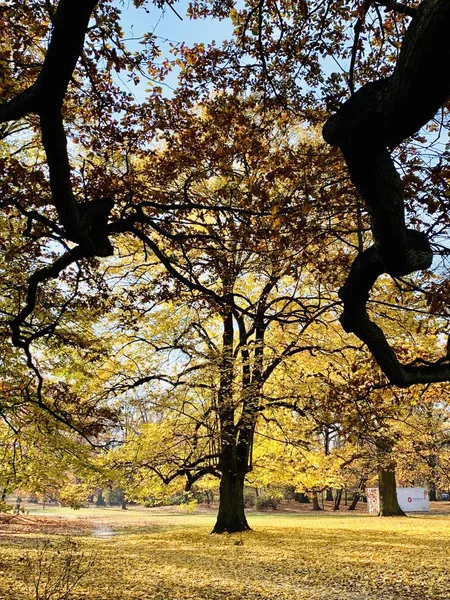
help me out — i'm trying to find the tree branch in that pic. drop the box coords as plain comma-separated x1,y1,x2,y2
323,0,450,385
376,0,417,17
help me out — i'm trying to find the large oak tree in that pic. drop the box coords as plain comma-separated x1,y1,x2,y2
2,0,450,530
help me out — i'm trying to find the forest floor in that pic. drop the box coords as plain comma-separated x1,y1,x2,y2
2,502,450,599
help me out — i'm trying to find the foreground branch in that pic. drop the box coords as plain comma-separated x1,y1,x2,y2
0,0,114,256
323,0,450,385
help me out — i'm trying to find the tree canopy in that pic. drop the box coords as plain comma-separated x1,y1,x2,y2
2,0,450,531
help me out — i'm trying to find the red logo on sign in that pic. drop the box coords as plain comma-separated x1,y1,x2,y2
407,497,412,503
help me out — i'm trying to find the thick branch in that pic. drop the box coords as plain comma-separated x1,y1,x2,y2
0,0,98,123
0,0,113,255
323,0,450,385
39,106,82,240
376,1,417,17
35,0,98,107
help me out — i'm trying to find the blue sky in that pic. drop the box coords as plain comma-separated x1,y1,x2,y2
113,1,234,97
117,1,233,47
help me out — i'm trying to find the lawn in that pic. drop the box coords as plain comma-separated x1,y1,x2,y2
1,505,450,599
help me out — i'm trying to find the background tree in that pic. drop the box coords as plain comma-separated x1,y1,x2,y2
97,92,364,532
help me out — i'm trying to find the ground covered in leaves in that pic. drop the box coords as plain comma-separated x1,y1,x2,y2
2,503,450,599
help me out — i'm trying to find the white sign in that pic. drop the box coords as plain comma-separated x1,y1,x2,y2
366,487,430,513
396,487,429,512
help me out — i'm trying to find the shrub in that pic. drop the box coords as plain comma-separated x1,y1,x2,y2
178,499,198,513
256,493,282,510
244,488,257,508
24,537,95,600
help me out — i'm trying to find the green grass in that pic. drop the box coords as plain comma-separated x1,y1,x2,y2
2,508,450,599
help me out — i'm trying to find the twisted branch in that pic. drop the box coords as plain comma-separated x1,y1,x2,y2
0,0,113,256
323,0,450,386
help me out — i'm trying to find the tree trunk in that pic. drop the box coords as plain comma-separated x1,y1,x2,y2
311,491,322,511
429,481,437,502
348,492,360,511
378,466,405,516
212,304,257,534
348,477,367,511
212,470,250,533
295,492,310,503
325,488,333,501
334,488,343,511
428,454,438,501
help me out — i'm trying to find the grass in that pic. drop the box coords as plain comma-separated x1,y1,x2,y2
2,505,450,599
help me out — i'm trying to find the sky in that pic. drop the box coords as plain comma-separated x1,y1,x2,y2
114,1,234,96
117,1,233,47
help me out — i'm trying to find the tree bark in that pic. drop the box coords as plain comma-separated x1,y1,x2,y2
334,488,343,511
378,466,406,516
348,477,367,510
311,491,322,511
212,469,250,533
428,453,438,501
325,488,333,502
429,482,437,502
348,492,360,511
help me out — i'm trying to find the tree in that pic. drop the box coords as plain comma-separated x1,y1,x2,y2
177,0,450,384
97,91,363,532
2,0,450,400
392,385,450,499
0,402,99,511
2,0,450,534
